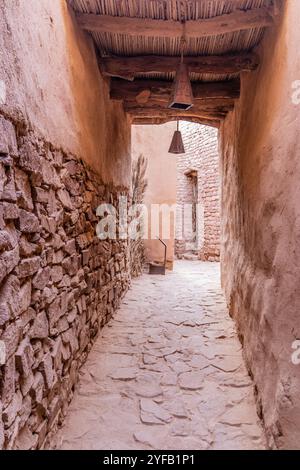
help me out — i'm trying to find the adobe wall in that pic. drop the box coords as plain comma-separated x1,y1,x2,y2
0,0,131,186
176,122,220,261
0,0,131,449
132,123,177,270
220,0,300,449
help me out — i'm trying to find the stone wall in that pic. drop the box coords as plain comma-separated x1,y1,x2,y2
0,115,130,450
176,122,220,261
0,0,132,450
220,0,300,449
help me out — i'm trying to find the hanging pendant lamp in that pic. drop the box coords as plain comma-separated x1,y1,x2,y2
169,121,185,154
169,36,194,111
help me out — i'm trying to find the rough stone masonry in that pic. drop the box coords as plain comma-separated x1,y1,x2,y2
0,114,131,449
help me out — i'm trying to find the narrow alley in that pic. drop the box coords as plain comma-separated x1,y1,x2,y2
1,0,300,454
57,261,264,450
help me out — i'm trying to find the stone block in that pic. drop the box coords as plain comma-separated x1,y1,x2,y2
20,369,34,396
19,395,32,429
19,236,40,257
48,294,67,331
57,189,73,210
52,250,64,265
2,391,22,428
1,168,17,202
43,286,57,306
33,187,48,203
18,256,40,278
18,141,42,175
32,267,51,290
30,372,44,405
2,202,19,220
16,339,34,376
82,249,90,266
1,322,21,358
30,311,49,339
5,415,21,450
51,265,63,284
64,160,82,176
19,280,32,314
0,207,4,230
0,246,20,284
53,151,63,168
62,254,78,276
14,426,38,450
14,168,34,211
0,117,17,155
36,420,48,449
18,209,40,233
50,337,62,371
0,275,20,326
38,353,54,391
52,234,64,250
40,215,57,234
41,160,61,189
17,307,35,328
47,396,61,429
1,356,16,407
0,408,4,449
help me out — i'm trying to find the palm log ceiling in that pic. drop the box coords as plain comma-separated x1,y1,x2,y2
68,0,278,128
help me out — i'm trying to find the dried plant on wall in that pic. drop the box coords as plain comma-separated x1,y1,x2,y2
130,154,148,277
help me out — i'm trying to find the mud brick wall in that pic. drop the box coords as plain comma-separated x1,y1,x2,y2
0,114,130,450
220,1,300,449
176,122,221,261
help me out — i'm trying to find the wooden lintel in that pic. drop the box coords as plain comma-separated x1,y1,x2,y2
131,117,220,129
77,7,274,39
124,101,233,115
110,78,240,101
127,108,226,121
102,54,258,80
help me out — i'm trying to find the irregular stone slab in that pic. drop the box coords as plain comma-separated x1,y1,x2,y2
109,368,137,381
179,372,204,390
170,421,191,437
140,399,173,424
171,361,191,374
211,356,242,373
160,372,178,386
164,399,189,419
143,354,157,365
133,430,158,448
220,404,258,426
188,354,211,370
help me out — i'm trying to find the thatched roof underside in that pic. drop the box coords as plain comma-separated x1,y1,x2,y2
68,0,277,127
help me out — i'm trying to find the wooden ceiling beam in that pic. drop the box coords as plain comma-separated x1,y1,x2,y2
127,108,227,121
110,78,240,101
77,7,274,39
131,117,221,129
124,101,233,115
102,53,258,80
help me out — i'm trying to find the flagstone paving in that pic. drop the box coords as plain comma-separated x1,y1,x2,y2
57,261,265,450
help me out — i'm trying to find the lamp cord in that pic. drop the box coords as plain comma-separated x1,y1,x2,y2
180,22,186,64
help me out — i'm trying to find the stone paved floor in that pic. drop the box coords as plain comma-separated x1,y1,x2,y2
57,261,265,450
